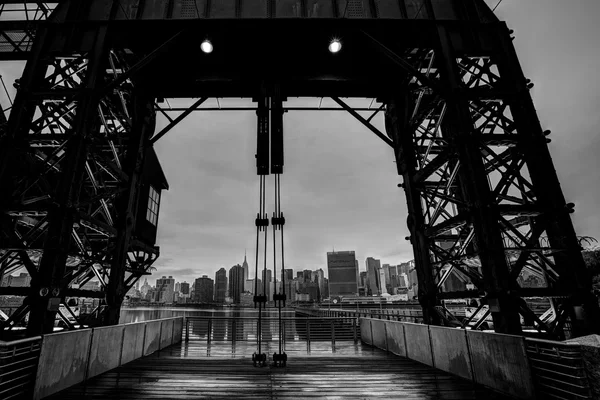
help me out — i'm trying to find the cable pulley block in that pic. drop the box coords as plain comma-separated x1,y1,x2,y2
272,352,287,367
252,352,267,367
253,295,267,303
255,217,269,227
272,215,285,226
273,293,286,302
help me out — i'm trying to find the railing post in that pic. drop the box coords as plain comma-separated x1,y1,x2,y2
207,319,212,344
232,319,236,343
306,319,311,352
185,318,189,342
331,320,336,348
353,318,357,343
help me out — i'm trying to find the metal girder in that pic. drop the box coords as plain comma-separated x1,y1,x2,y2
381,23,599,339
0,21,165,333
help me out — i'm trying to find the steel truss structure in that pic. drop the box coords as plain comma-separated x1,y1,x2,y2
0,0,598,339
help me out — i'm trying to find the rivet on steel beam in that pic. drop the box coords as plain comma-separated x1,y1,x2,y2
526,79,534,89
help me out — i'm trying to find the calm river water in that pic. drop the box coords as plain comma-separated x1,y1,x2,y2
119,307,295,324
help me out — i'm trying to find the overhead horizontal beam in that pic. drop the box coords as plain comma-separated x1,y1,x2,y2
155,107,383,112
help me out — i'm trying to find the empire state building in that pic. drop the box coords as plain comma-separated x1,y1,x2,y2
242,251,249,282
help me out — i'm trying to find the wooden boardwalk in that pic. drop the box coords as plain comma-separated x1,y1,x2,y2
49,341,513,399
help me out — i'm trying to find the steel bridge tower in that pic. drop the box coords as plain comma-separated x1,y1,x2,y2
0,0,598,340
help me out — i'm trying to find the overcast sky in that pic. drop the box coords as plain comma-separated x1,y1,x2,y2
2,0,600,285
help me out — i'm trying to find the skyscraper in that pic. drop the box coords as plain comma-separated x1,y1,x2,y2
181,281,190,295
262,269,273,300
229,264,244,304
314,268,325,301
366,257,381,296
284,268,294,282
303,269,312,283
140,278,151,297
327,251,358,297
156,276,175,303
242,251,249,282
194,275,214,303
215,268,227,303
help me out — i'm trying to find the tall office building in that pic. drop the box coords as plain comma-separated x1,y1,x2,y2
215,268,227,303
175,282,181,293
302,269,312,284
229,264,244,304
140,278,151,297
262,269,273,300
379,268,388,295
181,281,190,295
244,279,254,293
366,257,381,295
284,268,294,282
194,275,214,303
327,251,358,297
359,271,368,295
242,251,249,282
314,268,325,301
156,276,175,303
382,264,390,284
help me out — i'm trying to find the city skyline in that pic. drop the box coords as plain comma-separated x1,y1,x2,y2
139,250,413,286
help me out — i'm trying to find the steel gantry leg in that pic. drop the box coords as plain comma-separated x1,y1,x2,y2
24,27,110,335
489,25,600,337
385,95,441,327
0,19,165,333
104,93,156,326
380,22,599,338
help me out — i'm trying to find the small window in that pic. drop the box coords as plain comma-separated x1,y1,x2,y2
146,186,160,226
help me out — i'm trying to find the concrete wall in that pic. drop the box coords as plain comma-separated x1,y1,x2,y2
467,330,535,399
429,325,472,381
385,321,406,357
34,330,92,400
33,317,183,400
121,322,146,365
87,325,125,379
360,318,535,400
370,319,387,351
160,318,174,348
404,322,434,367
359,319,372,345
143,320,162,356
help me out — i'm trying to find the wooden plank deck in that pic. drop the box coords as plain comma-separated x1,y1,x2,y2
48,341,513,399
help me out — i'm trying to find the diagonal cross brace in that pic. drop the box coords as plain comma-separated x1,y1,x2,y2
149,97,208,144
330,97,394,148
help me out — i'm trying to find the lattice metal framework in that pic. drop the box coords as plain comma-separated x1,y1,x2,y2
0,0,598,339
0,20,159,334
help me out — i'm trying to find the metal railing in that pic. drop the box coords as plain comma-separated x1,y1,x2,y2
184,316,359,349
525,338,592,399
297,308,425,321
0,336,41,399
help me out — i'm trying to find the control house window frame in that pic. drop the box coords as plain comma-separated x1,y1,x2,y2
146,185,160,226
